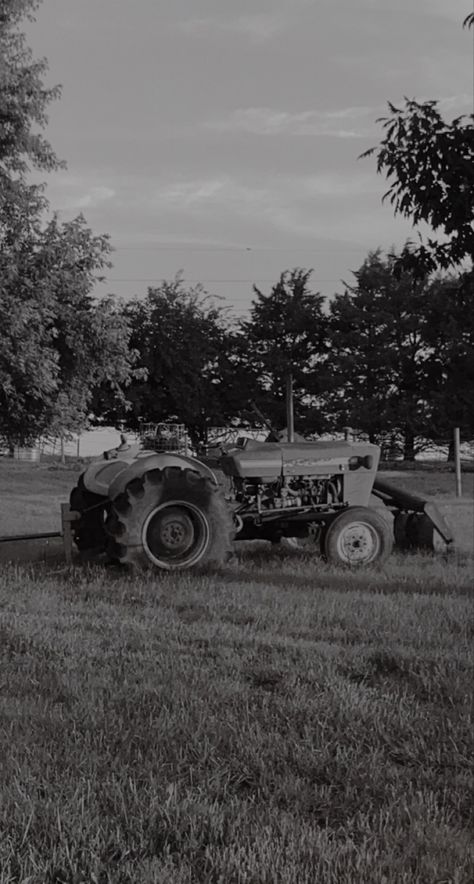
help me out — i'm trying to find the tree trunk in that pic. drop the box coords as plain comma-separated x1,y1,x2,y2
447,439,455,461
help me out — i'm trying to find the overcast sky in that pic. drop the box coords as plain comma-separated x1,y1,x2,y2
28,0,473,314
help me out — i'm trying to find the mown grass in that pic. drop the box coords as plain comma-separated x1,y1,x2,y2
378,468,474,500
0,460,82,536
0,543,473,883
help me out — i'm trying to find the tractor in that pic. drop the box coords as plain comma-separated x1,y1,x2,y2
69,434,452,569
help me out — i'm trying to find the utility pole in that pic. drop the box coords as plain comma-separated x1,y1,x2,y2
286,372,294,442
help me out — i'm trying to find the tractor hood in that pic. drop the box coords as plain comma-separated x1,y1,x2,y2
220,438,380,480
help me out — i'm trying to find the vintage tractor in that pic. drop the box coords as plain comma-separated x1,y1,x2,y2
69,435,452,569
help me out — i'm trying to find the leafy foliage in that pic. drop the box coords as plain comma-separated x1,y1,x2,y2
361,98,474,276
0,215,136,444
0,1,137,446
121,277,249,447
327,252,435,457
423,271,474,440
0,0,63,188
239,269,328,433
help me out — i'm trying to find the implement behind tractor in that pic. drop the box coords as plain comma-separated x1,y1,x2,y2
66,434,453,570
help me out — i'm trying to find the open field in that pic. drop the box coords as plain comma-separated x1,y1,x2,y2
0,459,473,881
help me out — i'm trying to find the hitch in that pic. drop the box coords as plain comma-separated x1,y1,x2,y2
0,505,80,564
372,477,453,546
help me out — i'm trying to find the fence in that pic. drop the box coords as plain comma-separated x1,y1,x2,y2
344,427,473,498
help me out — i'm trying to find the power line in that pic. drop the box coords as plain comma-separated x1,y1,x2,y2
107,277,342,284
109,245,368,253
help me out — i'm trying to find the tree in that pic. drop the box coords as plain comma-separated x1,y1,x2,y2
362,16,474,278
238,269,328,435
327,251,434,459
0,1,137,446
121,276,249,448
361,98,474,277
0,214,136,445
0,0,63,207
423,270,474,445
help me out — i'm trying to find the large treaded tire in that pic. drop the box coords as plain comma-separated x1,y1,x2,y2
323,505,393,566
106,466,233,571
69,474,108,557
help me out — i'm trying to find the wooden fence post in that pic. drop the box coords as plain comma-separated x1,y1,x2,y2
454,427,462,498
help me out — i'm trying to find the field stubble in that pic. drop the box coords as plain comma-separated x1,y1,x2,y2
0,460,473,882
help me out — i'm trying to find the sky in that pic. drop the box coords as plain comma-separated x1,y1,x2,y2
27,0,474,316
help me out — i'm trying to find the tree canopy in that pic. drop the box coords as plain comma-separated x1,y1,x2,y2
239,269,328,434
325,251,474,457
361,99,474,277
327,251,435,457
0,0,62,204
0,0,137,446
119,277,250,448
359,9,474,277
0,214,136,445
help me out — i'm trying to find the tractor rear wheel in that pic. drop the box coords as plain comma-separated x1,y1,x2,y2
323,506,393,566
106,466,233,571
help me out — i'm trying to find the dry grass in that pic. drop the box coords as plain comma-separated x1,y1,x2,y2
0,460,473,881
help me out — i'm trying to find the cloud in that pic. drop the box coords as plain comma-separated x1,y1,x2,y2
437,93,473,112
155,178,265,212
42,178,116,212
75,186,115,209
206,106,379,138
417,0,469,22
338,0,468,23
177,12,285,43
151,172,381,229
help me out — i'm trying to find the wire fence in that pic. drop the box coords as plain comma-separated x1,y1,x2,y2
2,425,474,469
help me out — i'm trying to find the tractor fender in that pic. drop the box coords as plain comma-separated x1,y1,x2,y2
107,452,217,501
81,452,217,499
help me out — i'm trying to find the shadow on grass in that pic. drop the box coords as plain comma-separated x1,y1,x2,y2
223,565,474,597
1,537,472,601
0,537,65,566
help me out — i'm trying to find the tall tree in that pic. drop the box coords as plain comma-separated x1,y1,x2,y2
0,215,136,445
423,270,474,445
121,276,249,448
327,251,433,459
239,269,328,435
0,1,137,446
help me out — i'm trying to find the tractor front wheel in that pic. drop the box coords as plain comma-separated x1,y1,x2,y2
106,466,233,571
323,506,393,566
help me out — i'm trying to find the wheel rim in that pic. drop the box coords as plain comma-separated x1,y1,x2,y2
142,500,210,569
335,521,381,564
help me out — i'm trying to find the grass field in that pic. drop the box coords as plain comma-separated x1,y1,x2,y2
0,459,473,882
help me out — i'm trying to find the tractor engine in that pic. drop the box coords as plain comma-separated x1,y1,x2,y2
220,437,380,515
230,473,342,511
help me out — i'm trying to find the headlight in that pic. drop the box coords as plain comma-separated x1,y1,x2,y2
349,455,373,470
